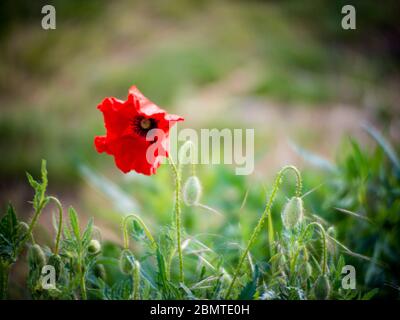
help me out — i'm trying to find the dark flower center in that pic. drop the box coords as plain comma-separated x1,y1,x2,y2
132,116,157,137
140,118,151,129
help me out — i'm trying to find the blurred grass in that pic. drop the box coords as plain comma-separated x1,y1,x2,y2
1,0,399,184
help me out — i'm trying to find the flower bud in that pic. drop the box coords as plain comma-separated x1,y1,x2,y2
281,197,304,229
88,239,101,255
183,176,202,206
18,221,30,239
119,249,135,275
28,244,46,268
314,275,330,300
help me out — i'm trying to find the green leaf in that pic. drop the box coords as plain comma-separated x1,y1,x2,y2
26,173,39,190
211,274,223,299
41,159,48,190
289,140,337,173
25,160,49,211
155,248,180,299
68,207,80,242
361,288,379,300
3,205,17,238
156,248,168,288
82,218,94,249
0,204,20,263
179,283,197,300
238,265,260,300
362,123,400,172
128,220,146,243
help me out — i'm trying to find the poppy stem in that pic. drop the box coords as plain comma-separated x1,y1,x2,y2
77,251,87,300
48,196,63,255
22,199,47,249
225,165,302,298
168,156,184,284
132,261,141,300
122,214,157,250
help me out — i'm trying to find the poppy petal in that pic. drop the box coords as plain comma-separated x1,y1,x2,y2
94,86,184,175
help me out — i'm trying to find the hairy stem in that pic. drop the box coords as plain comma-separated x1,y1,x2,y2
122,214,157,250
169,156,184,284
48,196,63,255
79,258,87,300
132,262,140,300
267,209,275,257
24,201,46,247
292,167,303,198
226,165,302,298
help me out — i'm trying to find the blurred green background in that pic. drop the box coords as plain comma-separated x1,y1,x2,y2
0,0,399,298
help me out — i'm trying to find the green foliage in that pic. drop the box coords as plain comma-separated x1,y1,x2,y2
238,265,260,300
295,126,400,298
329,135,400,298
3,134,398,300
26,160,48,212
0,160,108,299
0,160,48,298
0,205,22,265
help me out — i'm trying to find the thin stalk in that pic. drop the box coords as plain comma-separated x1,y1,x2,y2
196,203,223,217
0,262,10,300
79,257,87,300
17,199,47,257
48,196,63,255
267,210,275,257
132,261,140,300
305,222,327,274
122,214,157,250
303,246,310,263
24,201,47,246
292,167,303,198
226,165,302,298
169,156,184,283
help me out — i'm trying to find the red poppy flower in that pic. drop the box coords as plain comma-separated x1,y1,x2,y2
94,86,183,175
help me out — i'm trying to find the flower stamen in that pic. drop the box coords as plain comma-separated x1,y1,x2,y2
132,116,157,137
140,118,151,129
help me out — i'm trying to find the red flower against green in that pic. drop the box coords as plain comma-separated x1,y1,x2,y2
94,86,183,175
